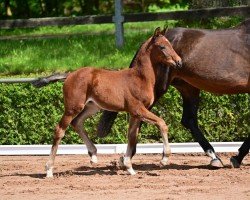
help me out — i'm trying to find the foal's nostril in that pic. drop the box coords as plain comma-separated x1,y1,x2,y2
175,60,182,69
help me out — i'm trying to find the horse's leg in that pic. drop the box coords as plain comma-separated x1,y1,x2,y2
230,136,250,168
45,112,75,178
137,106,170,165
71,102,100,164
126,104,170,171
174,80,223,167
120,116,141,175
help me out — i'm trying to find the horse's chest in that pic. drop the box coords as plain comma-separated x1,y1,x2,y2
140,88,155,107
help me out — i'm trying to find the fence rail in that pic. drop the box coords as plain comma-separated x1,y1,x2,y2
124,6,250,22
0,6,249,29
0,142,244,155
0,15,113,29
0,78,39,83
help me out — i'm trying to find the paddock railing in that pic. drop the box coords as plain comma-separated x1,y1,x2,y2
0,142,244,155
0,78,39,84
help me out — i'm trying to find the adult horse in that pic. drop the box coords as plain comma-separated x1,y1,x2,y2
33,28,182,177
97,19,250,168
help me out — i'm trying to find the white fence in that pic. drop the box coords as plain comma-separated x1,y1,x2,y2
0,142,243,155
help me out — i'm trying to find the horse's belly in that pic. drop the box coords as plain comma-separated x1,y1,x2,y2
183,76,250,94
89,87,126,111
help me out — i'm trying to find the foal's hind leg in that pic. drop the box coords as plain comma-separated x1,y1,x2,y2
46,113,75,178
71,102,100,164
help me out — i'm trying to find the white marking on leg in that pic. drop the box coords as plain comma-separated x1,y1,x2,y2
160,156,168,166
206,149,217,160
206,149,223,167
127,167,136,175
123,156,136,175
90,155,98,164
45,163,53,178
46,168,53,178
123,156,131,166
161,129,170,165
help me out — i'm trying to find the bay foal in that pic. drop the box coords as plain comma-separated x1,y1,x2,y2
34,28,182,177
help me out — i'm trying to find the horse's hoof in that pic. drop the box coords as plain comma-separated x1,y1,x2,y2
127,167,136,175
160,157,168,166
210,158,224,168
46,174,54,178
90,155,98,165
230,157,240,168
46,169,54,178
119,156,135,175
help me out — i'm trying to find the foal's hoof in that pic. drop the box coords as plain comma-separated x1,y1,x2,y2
46,169,54,178
160,157,169,166
230,157,240,168
127,167,137,175
90,155,98,165
118,156,136,175
210,158,224,168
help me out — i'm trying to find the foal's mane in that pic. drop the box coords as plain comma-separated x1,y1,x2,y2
129,37,152,69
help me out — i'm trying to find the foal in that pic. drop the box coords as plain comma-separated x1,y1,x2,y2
34,27,182,177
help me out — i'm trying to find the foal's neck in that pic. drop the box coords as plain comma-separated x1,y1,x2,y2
133,50,157,85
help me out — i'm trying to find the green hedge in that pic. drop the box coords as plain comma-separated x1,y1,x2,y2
0,83,249,145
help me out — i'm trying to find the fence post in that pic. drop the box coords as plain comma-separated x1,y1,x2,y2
113,0,124,48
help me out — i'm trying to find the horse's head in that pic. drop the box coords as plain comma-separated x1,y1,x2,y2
148,27,182,69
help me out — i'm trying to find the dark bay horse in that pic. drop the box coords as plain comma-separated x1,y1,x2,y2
98,19,250,168
33,28,182,177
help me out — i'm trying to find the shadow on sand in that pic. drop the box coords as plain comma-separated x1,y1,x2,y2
1,161,243,179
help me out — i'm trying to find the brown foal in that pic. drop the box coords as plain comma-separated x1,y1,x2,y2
35,27,182,177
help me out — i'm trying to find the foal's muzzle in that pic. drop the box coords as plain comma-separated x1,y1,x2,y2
175,60,182,69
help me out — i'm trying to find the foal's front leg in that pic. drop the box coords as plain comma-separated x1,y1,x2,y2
136,106,171,165
121,117,141,175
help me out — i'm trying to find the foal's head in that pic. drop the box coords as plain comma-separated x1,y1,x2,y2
147,27,182,69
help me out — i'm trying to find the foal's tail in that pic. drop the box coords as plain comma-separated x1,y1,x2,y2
32,73,69,88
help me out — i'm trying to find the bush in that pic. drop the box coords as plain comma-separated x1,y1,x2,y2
0,83,248,145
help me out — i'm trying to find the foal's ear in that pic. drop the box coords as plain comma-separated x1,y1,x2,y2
153,27,161,37
161,26,168,35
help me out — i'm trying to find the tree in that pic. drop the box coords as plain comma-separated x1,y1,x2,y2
190,0,248,9
14,0,30,18
4,0,12,17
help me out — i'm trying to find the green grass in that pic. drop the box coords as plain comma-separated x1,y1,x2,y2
0,21,169,37
0,24,115,37
0,32,146,74
0,21,167,75
0,17,244,75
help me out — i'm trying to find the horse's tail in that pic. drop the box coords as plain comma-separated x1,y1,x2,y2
32,73,69,88
97,111,118,138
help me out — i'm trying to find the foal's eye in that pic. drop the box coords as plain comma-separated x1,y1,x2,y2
159,45,165,50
